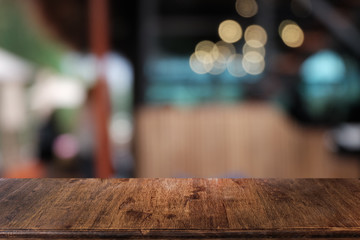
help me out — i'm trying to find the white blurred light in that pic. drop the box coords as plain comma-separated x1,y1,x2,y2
0,82,26,131
0,48,32,82
31,72,86,111
280,21,304,48
194,40,217,64
242,51,265,75
244,25,267,47
242,42,266,57
61,52,133,93
189,52,213,74
212,41,236,63
218,20,242,43
333,124,360,151
278,20,296,36
209,61,227,75
195,41,216,56
109,114,133,145
227,54,247,77
105,53,133,94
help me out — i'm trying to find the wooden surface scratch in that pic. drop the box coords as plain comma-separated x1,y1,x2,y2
0,178,360,239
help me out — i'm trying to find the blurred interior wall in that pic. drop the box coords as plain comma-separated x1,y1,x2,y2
136,102,360,177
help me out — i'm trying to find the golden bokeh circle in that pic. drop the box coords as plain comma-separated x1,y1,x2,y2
281,23,304,48
218,20,243,43
244,25,267,47
235,0,258,18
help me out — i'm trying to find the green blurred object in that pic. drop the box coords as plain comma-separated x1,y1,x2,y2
0,0,65,70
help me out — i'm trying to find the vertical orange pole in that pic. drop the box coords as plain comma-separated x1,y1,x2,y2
89,0,113,178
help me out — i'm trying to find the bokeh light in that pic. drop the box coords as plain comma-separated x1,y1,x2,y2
195,40,217,64
280,21,304,48
195,41,216,57
242,51,265,75
227,54,247,77
301,50,346,84
218,20,242,43
191,40,238,75
278,20,296,36
244,25,267,48
243,42,265,57
110,113,133,145
53,134,79,160
209,61,227,75
209,41,236,75
212,41,236,63
189,52,213,74
235,0,258,18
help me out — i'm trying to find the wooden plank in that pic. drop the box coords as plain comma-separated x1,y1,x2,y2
2,239,358,240
0,178,360,239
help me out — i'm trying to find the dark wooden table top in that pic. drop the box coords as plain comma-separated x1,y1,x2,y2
0,178,360,239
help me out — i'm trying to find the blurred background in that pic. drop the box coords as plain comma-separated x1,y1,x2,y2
1,0,360,178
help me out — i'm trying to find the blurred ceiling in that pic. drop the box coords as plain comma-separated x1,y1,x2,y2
32,0,360,58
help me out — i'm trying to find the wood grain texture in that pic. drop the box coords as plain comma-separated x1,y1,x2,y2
0,178,360,239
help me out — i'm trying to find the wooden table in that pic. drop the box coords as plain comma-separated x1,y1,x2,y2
0,178,360,239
